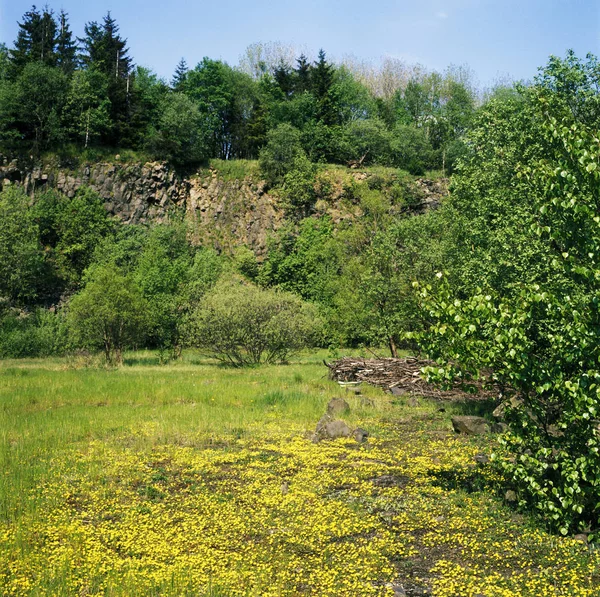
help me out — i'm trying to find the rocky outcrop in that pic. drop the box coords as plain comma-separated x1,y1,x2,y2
187,173,282,257
0,158,283,257
0,156,448,258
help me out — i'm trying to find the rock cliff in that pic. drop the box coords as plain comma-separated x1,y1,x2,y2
0,157,447,257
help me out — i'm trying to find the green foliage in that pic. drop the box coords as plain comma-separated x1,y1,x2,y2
132,223,195,358
0,186,45,305
343,118,392,165
184,247,224,305
234,246,259,280
390,124,437,175
0,308,68,358
33,187,114,292
415,53,600,536
147,92,207,166
280,155,318,216
15,62,69,150
259,217,342,306
188,279,322,366
259,123,306,185
63,70,111,147
68,264,149,364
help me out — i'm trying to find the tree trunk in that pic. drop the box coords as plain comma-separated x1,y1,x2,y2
388,336,398,358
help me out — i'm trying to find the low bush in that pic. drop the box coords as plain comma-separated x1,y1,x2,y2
188,279,322,366
0,308,68,358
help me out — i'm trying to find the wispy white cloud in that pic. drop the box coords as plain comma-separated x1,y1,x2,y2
436,11,449,19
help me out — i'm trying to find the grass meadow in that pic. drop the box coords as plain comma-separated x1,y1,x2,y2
1,351,599,596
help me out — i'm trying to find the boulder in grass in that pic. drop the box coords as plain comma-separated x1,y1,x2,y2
324,419,352,439
451,415,490,435
327,398,350,416
313,414,351,441
353,428,369,443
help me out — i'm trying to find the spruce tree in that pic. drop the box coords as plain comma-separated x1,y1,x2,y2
295,53,311,93
171,57,188,91
55,10,77,75
311,49,336,125
273,59,294,97
79,13,134,145
37,8,57,65
9,6,58,77
79,13,132,79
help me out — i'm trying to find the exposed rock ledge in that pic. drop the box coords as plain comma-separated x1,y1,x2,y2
0,157,448,258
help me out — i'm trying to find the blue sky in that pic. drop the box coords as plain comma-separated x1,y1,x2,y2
1,0,598,88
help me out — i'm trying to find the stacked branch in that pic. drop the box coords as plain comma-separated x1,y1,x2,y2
325,357,497,401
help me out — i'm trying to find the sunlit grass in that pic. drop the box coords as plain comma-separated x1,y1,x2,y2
1,350,599,596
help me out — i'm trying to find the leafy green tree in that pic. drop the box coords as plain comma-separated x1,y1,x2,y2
64,69,111,147
184,247,224,306
333,67,377,125
133,223,194,358
188,279,321,366
147,92,206,166
0,187,45,305
259,217,342,306
79,13,134,145
259,123,306,185
415,53,600,536
14,62,68,151
0,78,20,148
280,155,318,216
343,118,392,165
185,58,258,159
32,187,114,293
68,264,148,364
390,124,436,174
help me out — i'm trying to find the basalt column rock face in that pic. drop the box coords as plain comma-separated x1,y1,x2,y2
9,160,189,225
0,158,446,259
187,173,283,258
0,159,284,256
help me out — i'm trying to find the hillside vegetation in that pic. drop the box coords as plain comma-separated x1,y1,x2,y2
1,3,600,593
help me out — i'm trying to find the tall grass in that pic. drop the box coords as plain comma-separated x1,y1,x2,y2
0,350,371,522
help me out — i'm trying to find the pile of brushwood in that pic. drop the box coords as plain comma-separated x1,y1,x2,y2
326,357,498,401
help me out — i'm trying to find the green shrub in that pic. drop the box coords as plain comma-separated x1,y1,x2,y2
188,279,322,366
68,264,149,364
259,124,306,186
0,308,68,358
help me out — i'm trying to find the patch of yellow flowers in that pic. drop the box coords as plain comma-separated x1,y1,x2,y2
1,420,599,596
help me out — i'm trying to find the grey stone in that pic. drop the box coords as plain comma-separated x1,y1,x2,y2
314,414,351,441
315,414,332,435
371,475,409,488
492,422,508,434
492,402,506,419
474,453,489,465
327,397,350,417
391,386,408,396
353,428,369,443
451,415,490,435
324,419,351,439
